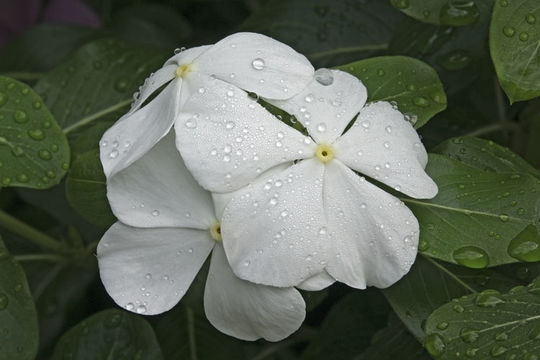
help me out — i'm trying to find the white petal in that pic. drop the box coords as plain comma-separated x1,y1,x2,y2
195,32,314,100
333,101,437,199
221,159,331,287
296,271,335,291
175,76,313,192
270,69,367,144
204,245,305,341
107,132,215,229
100,81,181,178
97,222,214,315
324,161,419,289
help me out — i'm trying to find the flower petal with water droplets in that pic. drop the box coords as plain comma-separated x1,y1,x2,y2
108,132,215,229
97,222,214,315
100,81,182,178
296,271,335,291
204,245,305,341
175,76,313,192
164,45,212,66
222,159,331,287
324,161,419,289
195,32,314,100
334,101,437,199
270,69,367,144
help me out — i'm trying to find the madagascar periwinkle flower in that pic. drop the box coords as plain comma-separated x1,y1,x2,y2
98,134,306,341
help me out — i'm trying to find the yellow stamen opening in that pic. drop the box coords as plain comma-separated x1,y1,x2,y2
210,222,222,242
315,144,335,163
175,64,193,78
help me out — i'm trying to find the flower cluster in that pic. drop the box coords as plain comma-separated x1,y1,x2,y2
97,32,438,341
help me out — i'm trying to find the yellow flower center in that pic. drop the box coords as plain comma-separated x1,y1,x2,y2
210,222,222,242
315,144,335,163
175,64,193,78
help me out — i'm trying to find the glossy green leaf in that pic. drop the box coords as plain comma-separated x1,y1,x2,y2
155,305,246,360
241,0,403,67
0,237,38,360
390,0,493,26
407,150,540,267
51,309,163,360
490,0,540,103
66,150,115,228
383,255,522,340
33,38,167,134
0,76,70,189
338,56,447,128
357,315,431,360
424,276,540,359
301,290,388,360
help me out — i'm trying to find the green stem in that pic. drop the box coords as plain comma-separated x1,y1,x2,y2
0,210,69,253
14,254,65,262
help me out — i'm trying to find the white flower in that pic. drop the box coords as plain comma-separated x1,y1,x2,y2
99,32,314,179
175,69,438,289
97,133,307,341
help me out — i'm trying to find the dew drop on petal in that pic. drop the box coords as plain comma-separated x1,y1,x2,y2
251,58,265,70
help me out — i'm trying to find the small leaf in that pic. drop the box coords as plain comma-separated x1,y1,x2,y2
490,0,540,102
51,309,163,360
0,237,38,360
407,150,540,267
301,290,388,360
0,76,70,189
424,276,540,359
65,149,115,228
337,56,447,128
390,0,493,26
384,256,523,340
34,38,167,134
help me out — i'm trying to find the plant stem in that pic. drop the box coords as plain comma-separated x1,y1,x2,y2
0,210,68,253
14,254,65,262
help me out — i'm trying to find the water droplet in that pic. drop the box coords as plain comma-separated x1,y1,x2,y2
526,14,536,24
437,50,472,71
499,214,509,222
460,328,479,343
519,32,529,41
114,79,128,92
437,322,449,330
490,345,507,357
151,210,160,217
145,273,152,280
38,149,52,160
13,110,28,123
424,333,446,357
27,129,45,140
314,68,334,86
452,246,489,268
317,123,327,132
391,0,409,9
108,149,119,159
0,294,8,310
495,332,508,341
361,120,371,128
252,58,265,70
508,233,539,262
503,26,516,37
318,227,327,235
198,87,206,94
418,239,430,251
413,96,430,107
184,118,197,129
466,348,479,357
385,125,392,133
440,1,480,26
476,289,504,307
136,305,147,314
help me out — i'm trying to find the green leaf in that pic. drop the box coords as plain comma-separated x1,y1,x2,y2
240,0,403,67
154,305,246,360
424,276,540,359
301,290,388,360
337,56,447,128
51,309,163,360
490,0,540,103
383,256,523,340
0,237,38,360
33,38,167,134
66,150,115,228
356,315,431,360
0,76,70,189
390,0,493,26
407,151,540,268
0,24,95,75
